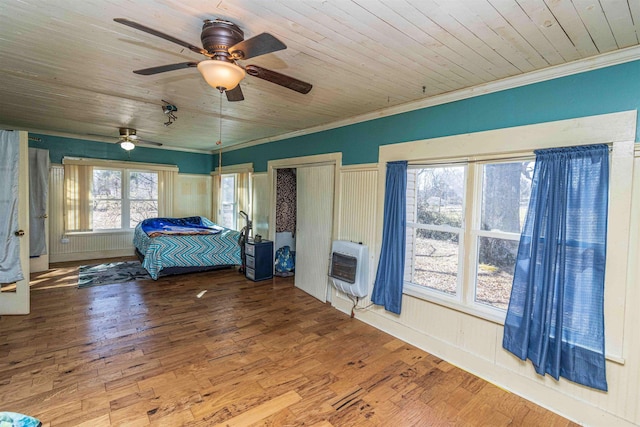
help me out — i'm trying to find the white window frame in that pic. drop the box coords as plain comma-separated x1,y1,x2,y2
404,157,533,323
405,164,467,301
220,173,238,230
92,167,159,231
127,169,160,229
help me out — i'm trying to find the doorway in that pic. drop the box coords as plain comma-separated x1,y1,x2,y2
274,168,297,275
269,153,341,303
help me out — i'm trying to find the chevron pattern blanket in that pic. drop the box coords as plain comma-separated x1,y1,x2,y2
134,217,241,279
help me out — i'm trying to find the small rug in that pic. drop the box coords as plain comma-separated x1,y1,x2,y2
78,261,151,288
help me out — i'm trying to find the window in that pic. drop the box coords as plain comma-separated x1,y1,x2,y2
220,174,237,230
405,159,534,317
92,168,158,230
129,171,159,228
474,161,534,310
405,166,466,296
92,169,122,229
63,158,175,233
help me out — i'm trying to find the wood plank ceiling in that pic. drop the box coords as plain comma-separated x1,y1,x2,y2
1,0,639,153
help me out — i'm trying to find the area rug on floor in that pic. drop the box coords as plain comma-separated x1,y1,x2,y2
78,261,151,288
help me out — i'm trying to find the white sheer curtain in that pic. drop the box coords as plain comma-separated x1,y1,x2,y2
211,172,220,223
0,130,24,283
237,171,252,219
29,148,50,256
158,169,176,217
63,163,93,232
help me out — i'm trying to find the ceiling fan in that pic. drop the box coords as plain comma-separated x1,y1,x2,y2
117,128,162,151
114,18,313,102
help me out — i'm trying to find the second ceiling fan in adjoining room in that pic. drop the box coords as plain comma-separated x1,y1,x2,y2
117,128,162,151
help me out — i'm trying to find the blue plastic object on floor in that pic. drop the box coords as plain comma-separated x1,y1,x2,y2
274,245,295,274
0,412,41,427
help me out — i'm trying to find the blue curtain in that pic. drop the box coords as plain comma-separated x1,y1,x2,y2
503,144,609,391
371,161,407,314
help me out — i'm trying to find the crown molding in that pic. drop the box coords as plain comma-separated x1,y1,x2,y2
9,127,215,155
223,45,640,153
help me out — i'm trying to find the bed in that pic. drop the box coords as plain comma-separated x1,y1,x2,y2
133,216,242,279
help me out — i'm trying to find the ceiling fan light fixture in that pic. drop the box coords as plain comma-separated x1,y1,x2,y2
197,60,245,91
120,140,135,151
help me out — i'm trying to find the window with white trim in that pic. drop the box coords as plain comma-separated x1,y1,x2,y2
92,168,158,230
220,173,237,230
405,158,534,316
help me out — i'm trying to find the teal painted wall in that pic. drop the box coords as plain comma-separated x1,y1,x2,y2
29,134,214,175
223,60,640,172
27,60,640,174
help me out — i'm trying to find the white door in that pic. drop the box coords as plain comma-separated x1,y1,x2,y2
294,164,334,302
0,131,30,315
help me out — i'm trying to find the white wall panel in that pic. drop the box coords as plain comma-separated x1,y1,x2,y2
335,165,378,307
174,174,212,219
251,173,269,238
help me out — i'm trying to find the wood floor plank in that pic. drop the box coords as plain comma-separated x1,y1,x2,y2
210,390,302,427
0,260,579,426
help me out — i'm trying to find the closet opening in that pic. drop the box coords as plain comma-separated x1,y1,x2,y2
274,168,297,277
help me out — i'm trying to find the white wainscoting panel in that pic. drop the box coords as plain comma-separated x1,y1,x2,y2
174,174,212,219
251,173,269,239
335,165,378,307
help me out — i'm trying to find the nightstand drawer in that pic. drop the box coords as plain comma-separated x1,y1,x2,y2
245,243,255,256
246,255,255,269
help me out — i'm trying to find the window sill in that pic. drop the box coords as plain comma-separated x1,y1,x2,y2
65,229,135,237
403,283,506,325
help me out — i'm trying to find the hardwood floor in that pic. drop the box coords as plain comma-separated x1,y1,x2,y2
0,260,578,426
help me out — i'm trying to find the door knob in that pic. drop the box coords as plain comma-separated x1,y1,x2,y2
39,214,48,219
14,230,24,237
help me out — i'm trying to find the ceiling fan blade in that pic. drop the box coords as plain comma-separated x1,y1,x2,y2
114,18,211,57
138,139,163,147
225,85,244,102
229,33,286,60
133,62,198,75
245,65,312,94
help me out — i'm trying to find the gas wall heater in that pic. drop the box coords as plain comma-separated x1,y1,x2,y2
329,240,369,298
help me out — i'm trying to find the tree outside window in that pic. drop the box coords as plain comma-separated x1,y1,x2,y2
405,159,534,313
220,174,237,230
92,168,158,230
